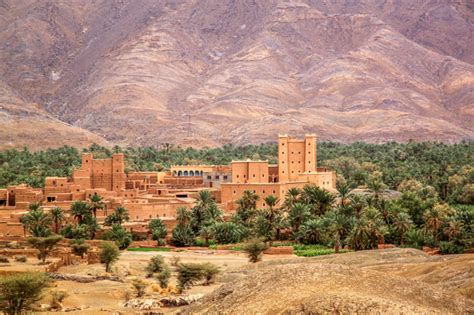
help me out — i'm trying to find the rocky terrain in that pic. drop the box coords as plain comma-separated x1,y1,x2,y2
0,0,473,148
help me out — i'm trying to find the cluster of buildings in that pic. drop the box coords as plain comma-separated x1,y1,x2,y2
0,135,336,237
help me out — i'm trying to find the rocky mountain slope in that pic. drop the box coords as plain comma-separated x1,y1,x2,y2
0,0,473,148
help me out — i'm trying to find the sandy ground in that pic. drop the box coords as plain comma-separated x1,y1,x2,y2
2,249,472,314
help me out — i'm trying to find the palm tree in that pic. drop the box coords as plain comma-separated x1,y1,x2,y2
113,206,130,225
237,190,259,211
367,179,387,202
50,207,65,234
21,208,52,237
301,185,336,216
392,212,413,244
283,188,301,211
423,207,445,243
443,219,463,241
71,201,91,225
349,194,365,219
89,193,105,218
336,182,352,207
263,195,279,244
288,202,310,234
28,202,41,212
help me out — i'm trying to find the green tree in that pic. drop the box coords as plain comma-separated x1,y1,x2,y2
242,238,268,263
88,193,105,218
0,272,50,315
211,222,243,244
288,202,310,235
102,224,132,249
148,219,167,246
50,207,65,234
71,239,90,258
21,208,52,237
99,242,120,272
27,235,63,263
70,201,91,225
392,212,413,245
104,206,129,226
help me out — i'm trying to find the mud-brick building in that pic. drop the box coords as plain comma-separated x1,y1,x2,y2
221,134,336,211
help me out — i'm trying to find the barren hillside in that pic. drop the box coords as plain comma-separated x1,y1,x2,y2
0,0,473,148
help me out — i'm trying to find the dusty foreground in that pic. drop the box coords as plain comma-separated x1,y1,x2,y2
184,249,474,314
27,248,473,314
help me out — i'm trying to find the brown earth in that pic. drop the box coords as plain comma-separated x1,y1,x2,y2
185,248,474,314
0,0,473,149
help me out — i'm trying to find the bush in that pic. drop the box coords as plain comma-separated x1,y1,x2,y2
0,256,9,263
439,241,465,255
0,272,50,315
102,224,132,250
132,279,147,298
201,262,220,285
99,242,120,272
146,255,165,277
171,224,195,247
156,265,171,288
242,239,268,263
71,239,90,258
15,255,27,263
212,222,244,244
170,256,181,267
176,263,205,293
27,235,63,263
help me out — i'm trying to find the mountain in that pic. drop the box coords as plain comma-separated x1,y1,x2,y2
0,0,473,149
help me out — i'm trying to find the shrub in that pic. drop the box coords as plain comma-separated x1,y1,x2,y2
27,235,64,263
156,265,171,288
439,241,465,255
170,256,181,267
201,262,220,285
176,263,205,293
212,222,244,244
102,224,132,250
404,229,425,249
242,239,268,263
149,219,168,245
132,279,147,298
171,224,195,247
0,256,9,263
71,239,90,258
15,255,27,263
0,272,50,315
99,242,120,272
146,255,165,277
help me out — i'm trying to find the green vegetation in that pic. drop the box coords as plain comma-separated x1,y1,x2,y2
242,239,268,263
0,272,50,315
148,219,167,246
292,244,349,257
27,235,63,263
176,262,220,293
99,242,120,272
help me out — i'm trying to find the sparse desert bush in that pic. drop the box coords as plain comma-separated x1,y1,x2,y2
99,242,120,272
0,272,50,315
146,255,166,277
201,262,220,285
15,255,27,263
156,264,171,288
71,238,90,258
170,256,181,267
176,263,206,293
0,256,9,263
6,241,21,249
242,239,268,263
27,235,63,263
132,279,147,298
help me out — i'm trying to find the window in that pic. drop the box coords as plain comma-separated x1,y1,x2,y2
291,161,294,164
207,175,212,180
223,175,228,180
149,215,152,219
215,175,220,180
253,190,256,193
253,174,256,177
273,190,276,194
263,190,265,194
236,175,239,178
233,190,236,194
262,174,265,177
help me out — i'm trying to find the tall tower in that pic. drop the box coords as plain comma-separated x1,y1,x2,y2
112,153,125,192
278,135,289,182
304,134,317,173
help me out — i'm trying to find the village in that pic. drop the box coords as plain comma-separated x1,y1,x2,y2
0,134,335,238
